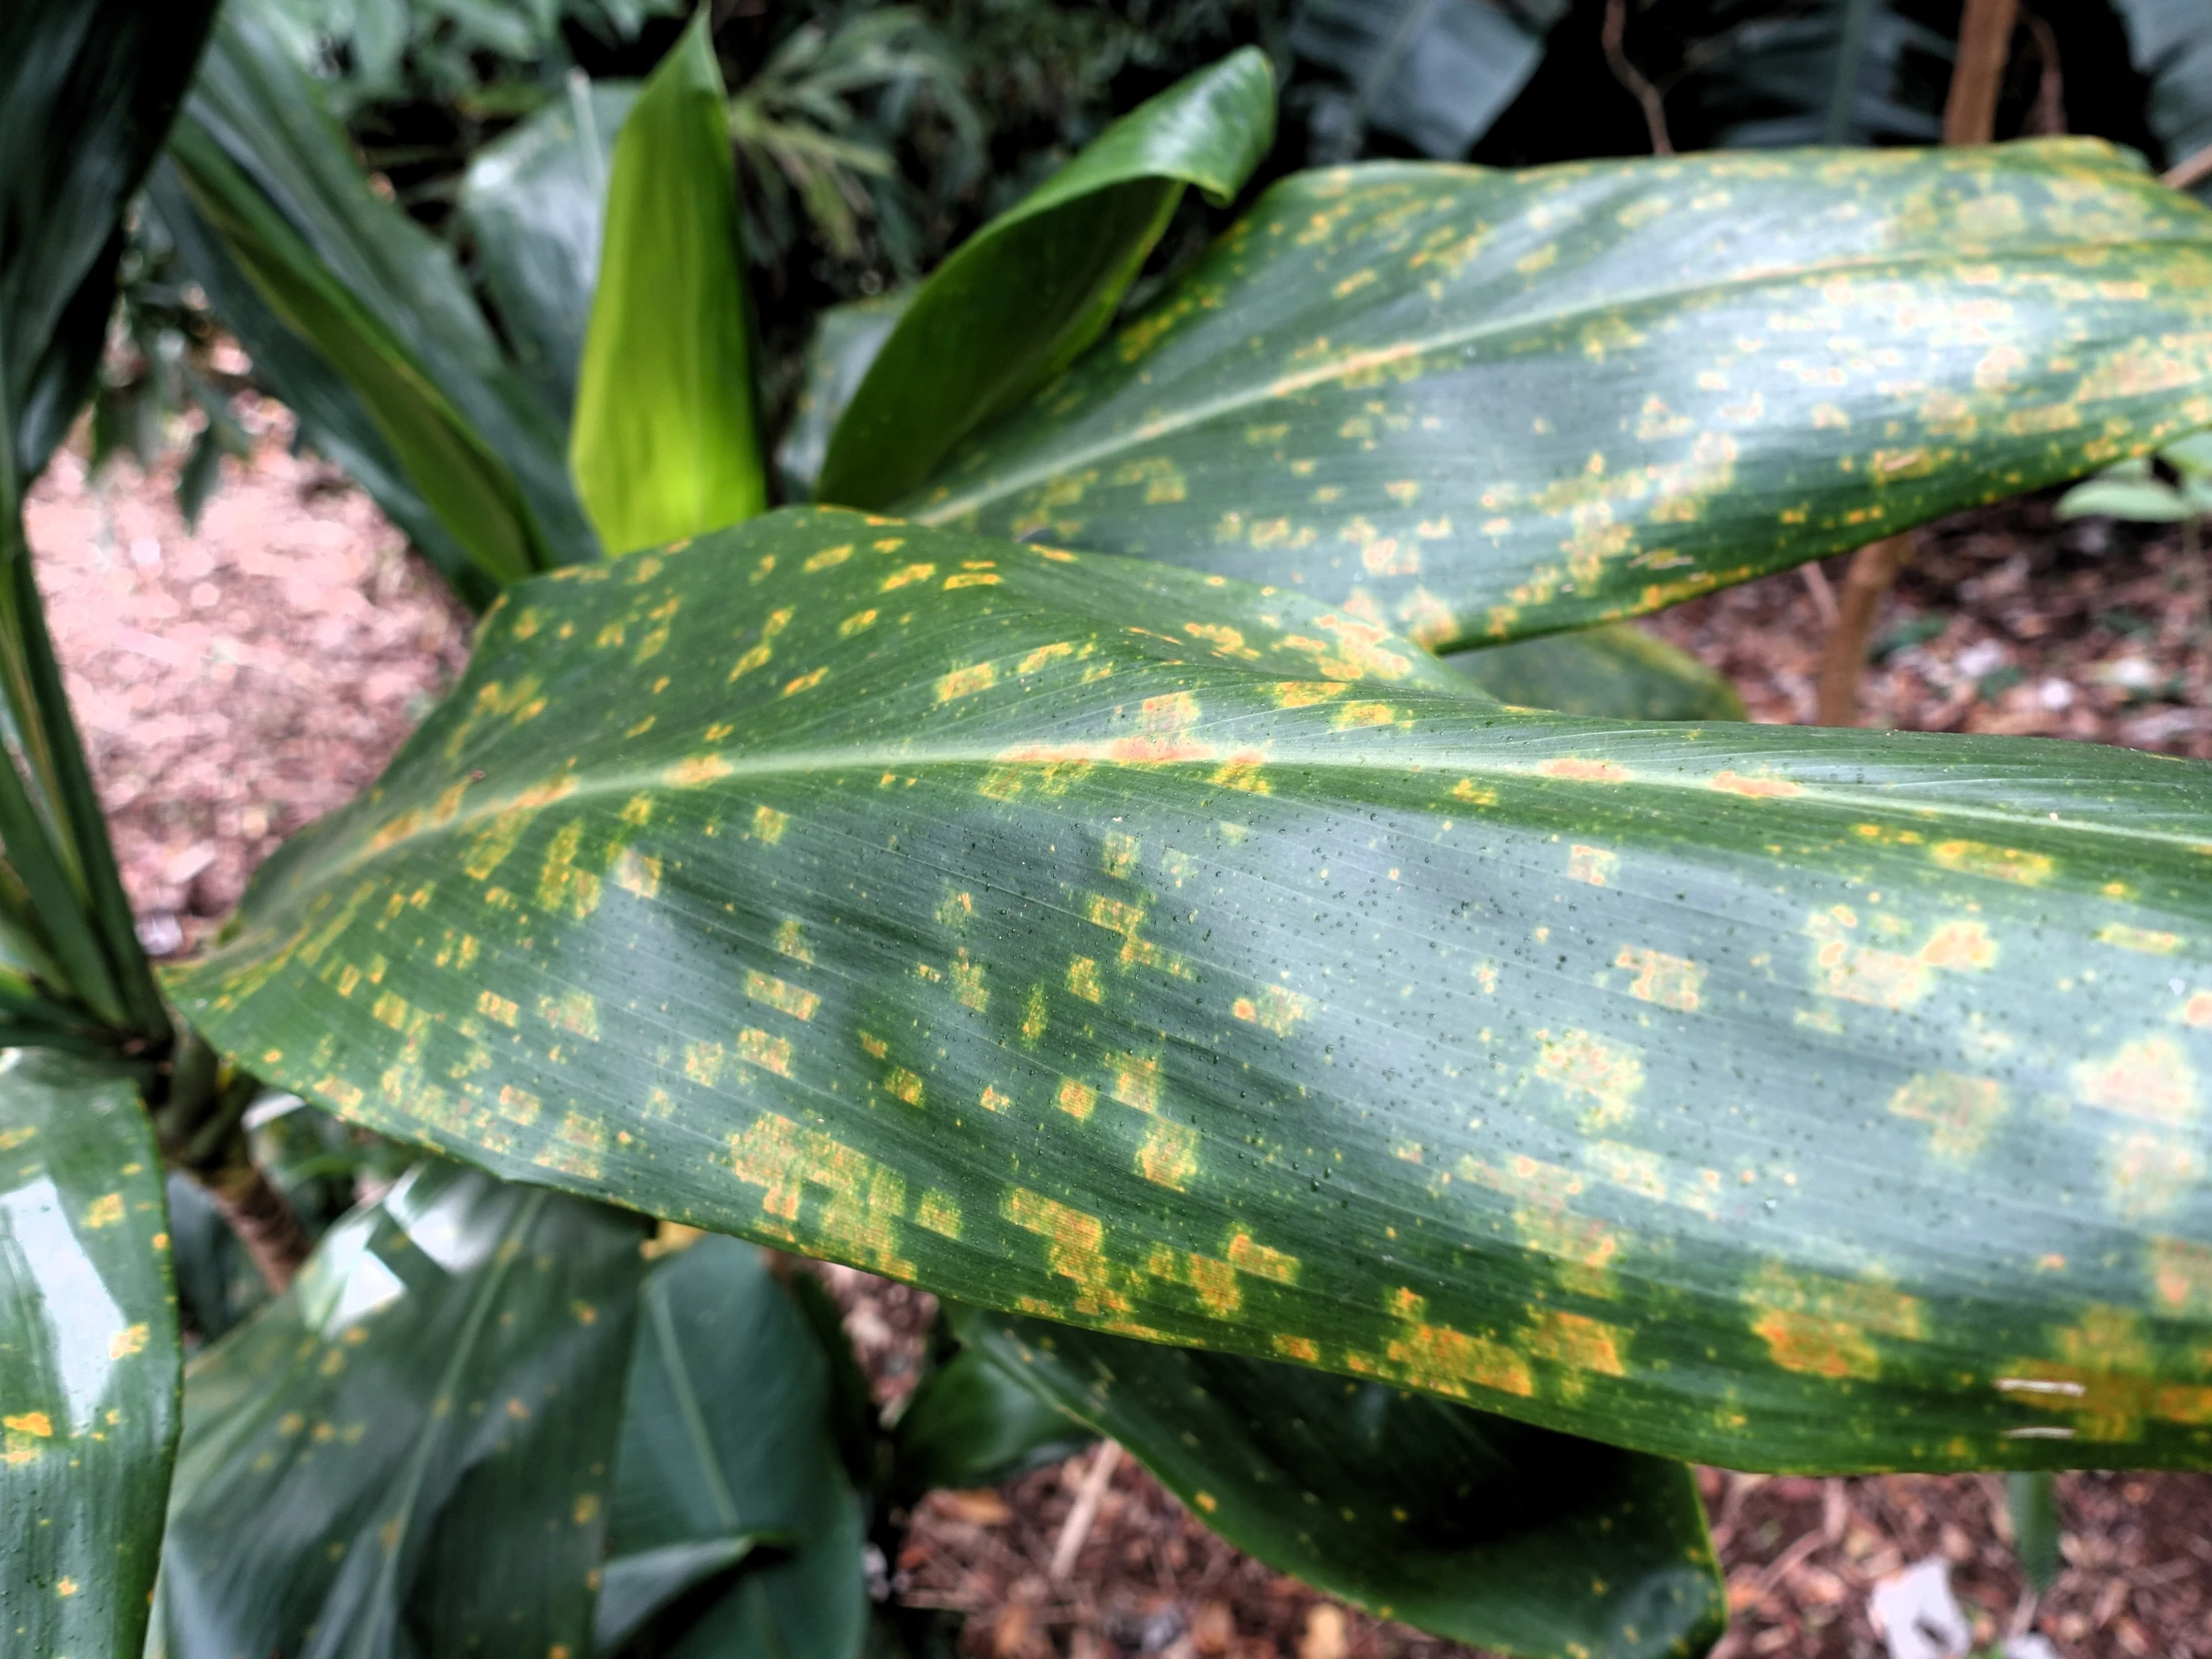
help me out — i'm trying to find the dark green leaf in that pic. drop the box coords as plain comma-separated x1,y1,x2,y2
1447,624,1745,721
904,143,2212,649
777,295,910,503
0,0,221,481
168,9,602,584
570,17,766,554
459,77,639,422
606,1236,866,1659
149,1162,646,1659
2006,1468,2058,1590
889,1337,1091,1502
2113,0,2212,201
960,1307,1721,1659
817,48,1276,510
174,507,2212,1474
0,1049,180,1659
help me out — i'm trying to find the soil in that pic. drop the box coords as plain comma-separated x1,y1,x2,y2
26,415,2212,1659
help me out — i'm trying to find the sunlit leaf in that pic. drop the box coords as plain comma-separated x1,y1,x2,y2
903,142,2212,649
1447,624,1745,721
960,1307,1722,1659
570,17,766,555
0,1050,179,1659
175,508,2212,1474
817,48,1276,510
149,1162,646,1659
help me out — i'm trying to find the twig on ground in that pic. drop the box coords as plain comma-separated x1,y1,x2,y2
1048,1441,1122,1583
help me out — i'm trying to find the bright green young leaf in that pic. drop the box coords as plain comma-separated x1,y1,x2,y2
149,1162,646,1659
1447,624,1745,722
0,1050,179,1659
777,294,911,502
903,142,2212,650
816,48,1276,510
605,1236,866,1659
459,77,640,422
168,9,602,583
570,17,766,556
959,1308,1721,1659
174,508,2212,1475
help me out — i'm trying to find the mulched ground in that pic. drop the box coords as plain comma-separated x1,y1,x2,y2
27,418,2212,1659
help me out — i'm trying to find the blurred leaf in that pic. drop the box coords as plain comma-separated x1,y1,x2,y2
177,507,2212,1474
960,1307,1722,1659
818,47,1277,510
150,1162,646,1659
776,294,909,502
2006,1468,2059,1590
0,1050,180,1659
1290,0,1566,163
889,1337,1091,1502
605,1236,866,1659
2113,0,2212,202
571,17,767,556
460,76,638,422
907,142,2212,650
1447,623,1744,721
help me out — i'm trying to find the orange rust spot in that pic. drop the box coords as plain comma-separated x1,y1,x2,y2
1931,839,2052,886
2074,1036,2200,1126
1525,1309,1628,1379
1566,844,1618,887
1272,1335,1321,1363
1056,1079,1098,1120
1004,1188,1129,1317
1534,1028,1644,1126
730,1112,910,1276
1233,983,1315,1037
1888,1071,2008,1158
1137,1118,1200,1189
1615,946,1701,1011
1226,1233,1300,1285
1539,759,1629,784
1711,770,1802,799
1745,1264,1922,1382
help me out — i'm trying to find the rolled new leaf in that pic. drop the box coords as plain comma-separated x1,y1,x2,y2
149,1163,645,1659
817,47,1276,510
902,141,2212,650
0,1051,180,1659
175,509,2212,1474
958,1308,1722,1659
570,18,767,555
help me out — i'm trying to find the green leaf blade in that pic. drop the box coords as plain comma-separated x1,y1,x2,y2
173,508,2212,1475
0,1051,181,1659
817,48,1276,510
903,142,2212,649
1447,623,1745,721
569,18,766,556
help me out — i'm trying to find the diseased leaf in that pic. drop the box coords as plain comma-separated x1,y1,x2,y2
174,508,2212,1474
960,1308,1722,1659
459,77,639,424
903,142,2212,649
605,1236,866,1659
1447,624,1745,721
570,19,766,554
817,48,1275,510
149,1162,645,1659
0,1050,179,1659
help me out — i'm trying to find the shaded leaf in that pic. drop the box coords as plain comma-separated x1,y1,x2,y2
150,1161,645,1659
776,294,910,503
960,1307,1721,1659
571,18,766,555
459,76,639,423
606,1236,866,1659
903,142,2212,650
889,1337,1091,1502
1447,624,1745,721
817,48,1276,510
1289,0,1565,163
2112,0,2212,201
174,508,2212,1474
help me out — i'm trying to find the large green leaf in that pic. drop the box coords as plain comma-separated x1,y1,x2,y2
570,17,766,555
1447,625,1745,722
174,507,2212,1475
960,1308,1720,1659
816,48,1276,510
605,1236,866,1659
776,295,911,503
168,8,602,583
149,1161,646,1659
459,77,639,423
0,0,222,480
0,1050,179,1659
901,141,2212,650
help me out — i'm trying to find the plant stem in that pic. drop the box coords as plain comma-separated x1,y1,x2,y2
1816,534,1912,726
1941,0,2018,146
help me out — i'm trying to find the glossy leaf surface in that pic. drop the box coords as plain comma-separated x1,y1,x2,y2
962,1308,1721,1659
150,1162,645,1659
1447,624,1745,721
571,20,766,555
905,143,2212,650
0,1051,178,1659
0,0,221,480
606,1236,865,1659
817,48,1275,510
169,10,601,582
460,78,638,424
175,508,2212,1474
